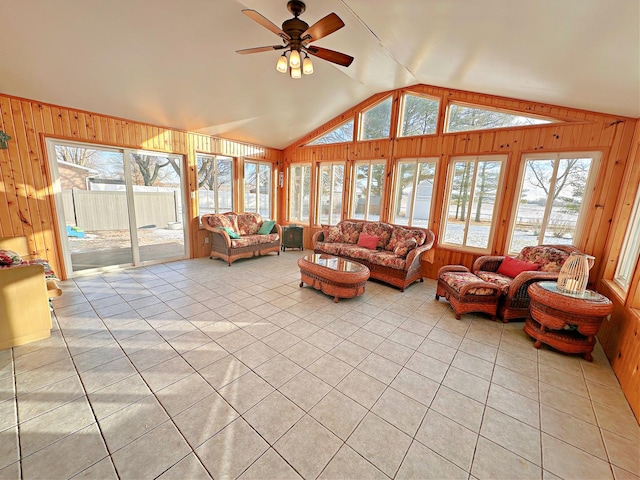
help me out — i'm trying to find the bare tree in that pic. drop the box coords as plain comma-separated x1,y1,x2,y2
55,146,99,167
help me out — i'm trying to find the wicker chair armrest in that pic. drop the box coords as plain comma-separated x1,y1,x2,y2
507,271,559,299
472,255,505,273
205,227,232,248
311,230,325,247
437,265,470,276
404,243,433,271
458,280,501,296
273,223,283,239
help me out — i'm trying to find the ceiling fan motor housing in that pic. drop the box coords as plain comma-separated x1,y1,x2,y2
287,0,306,17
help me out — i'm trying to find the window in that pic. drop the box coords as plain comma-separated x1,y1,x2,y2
615,187,640,292
398,93,439,137
307,120,354,145
244,160,272,218
359,97,392,140
350,160,385,221
317,162,344,225
392,158,438,227
508,152,600,253
442,155,506,251
196,154,233,215
446,102,555,133
288,164,311,223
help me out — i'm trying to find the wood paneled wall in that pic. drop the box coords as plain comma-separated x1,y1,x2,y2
597,119,640,420
0,93,282,278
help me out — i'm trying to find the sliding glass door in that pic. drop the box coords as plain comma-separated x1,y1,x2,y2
47,140,188,274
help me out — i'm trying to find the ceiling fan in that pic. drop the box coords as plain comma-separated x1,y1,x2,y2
237,0,354,78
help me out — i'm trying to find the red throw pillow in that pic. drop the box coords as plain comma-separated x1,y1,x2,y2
357,233,380,250
496,256,540,278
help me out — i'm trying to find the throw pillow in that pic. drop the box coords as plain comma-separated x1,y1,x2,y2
322,225,343,243
220,227,240,239
258,220,276,235
393,238,418,257
496,256,540,278
0,249,21,266
357,233,380,250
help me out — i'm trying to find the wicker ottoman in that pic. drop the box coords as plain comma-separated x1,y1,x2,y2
436,266,502,320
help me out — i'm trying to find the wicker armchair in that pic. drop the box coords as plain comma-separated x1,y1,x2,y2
473,244,580,322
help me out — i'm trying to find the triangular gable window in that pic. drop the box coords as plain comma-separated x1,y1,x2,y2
446,102,558,133
306,120,354,145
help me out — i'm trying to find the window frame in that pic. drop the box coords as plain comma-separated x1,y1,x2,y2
614,184,640,292
357,96,393,141
288,163,312,224
506,151,601,254
243,159,273,218
391,157,439,227
440,154,507,253
397,92,440,138
444,101,557,134
349,159,386,221
306,119,355,146
195,154,234,216
316,161,345,225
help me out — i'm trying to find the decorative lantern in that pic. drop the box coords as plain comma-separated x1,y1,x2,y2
557,252,595,295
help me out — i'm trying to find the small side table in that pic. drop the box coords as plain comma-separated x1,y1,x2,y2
281,225,304,251
525,281,613,361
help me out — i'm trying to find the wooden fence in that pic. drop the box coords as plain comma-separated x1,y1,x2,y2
62,189,179,231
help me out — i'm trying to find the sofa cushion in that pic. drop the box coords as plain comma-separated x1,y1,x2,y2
314,241,345,256
393,238,418,258
386,227,427,252
475,271,512,294
340,221,363,244
258,220,276,235
0,249,22,266
237,212,263,236
357,233,380,250
230,233,278,248
497,256,540,277
322,225,343,243
205,213,236,232
518,245,570,272
441,271,499,296
362,222,394,249
368,251,407,270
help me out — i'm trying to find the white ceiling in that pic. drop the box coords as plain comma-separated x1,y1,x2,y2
1,0,638,150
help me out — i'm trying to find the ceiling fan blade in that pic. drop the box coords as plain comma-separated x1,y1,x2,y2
237,45,287,55
301,13,344,42
242,10,290,40
305,46,354,67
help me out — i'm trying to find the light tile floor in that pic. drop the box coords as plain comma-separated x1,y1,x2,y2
1,252,639,479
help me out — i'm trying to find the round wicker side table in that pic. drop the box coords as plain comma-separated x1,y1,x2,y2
525,281,613,361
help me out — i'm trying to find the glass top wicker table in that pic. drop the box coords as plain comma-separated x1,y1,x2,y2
298,254,370,303
525,281,613,361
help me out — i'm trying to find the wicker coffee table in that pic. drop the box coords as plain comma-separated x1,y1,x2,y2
526,281,613,361
298,254,370,303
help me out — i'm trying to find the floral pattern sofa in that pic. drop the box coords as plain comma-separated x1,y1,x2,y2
472,244,580,322
312,219,435,291
201,212,282,265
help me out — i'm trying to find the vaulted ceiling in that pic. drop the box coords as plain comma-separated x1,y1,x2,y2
1,0,637,149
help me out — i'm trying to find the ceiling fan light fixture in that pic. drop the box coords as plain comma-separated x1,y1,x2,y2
302,54,313,75
290,66,302,79
276,53,288,73
289,49,301,68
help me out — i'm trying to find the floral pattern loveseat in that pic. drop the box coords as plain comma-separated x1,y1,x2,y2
201,212,282,265
312,219,435,291
473,244,580,322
